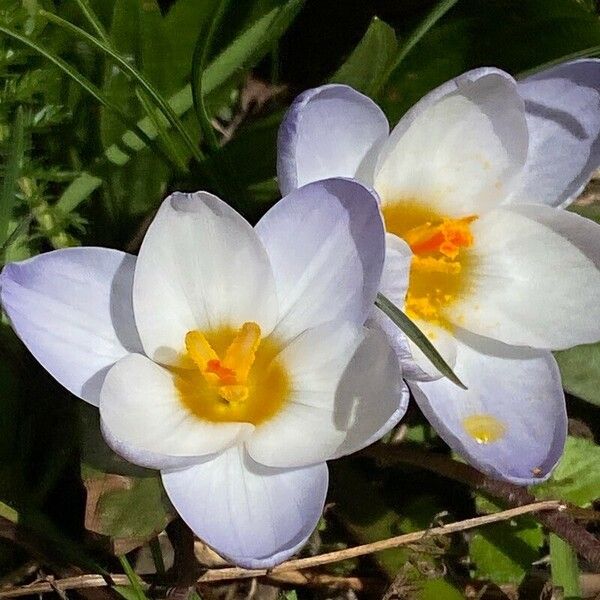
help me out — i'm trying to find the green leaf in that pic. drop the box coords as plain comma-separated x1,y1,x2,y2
550,533,582,600
375,293,466,389
80,405,174,554
469,518,543,584
420,579,464,600
41,8,203,163
118,555,150,600
55,171,102,214
331,462,440,580
94,0,302,169
390,0,459,73
330,17,398,96
533,436,600,506
381,0,600,125
554,342,600,406
0,106,26,245
0,22,176,170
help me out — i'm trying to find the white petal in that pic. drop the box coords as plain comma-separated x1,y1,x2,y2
0,248,141,406
374,69,528,216
413,332,566,484
99,354,252,469
508,59,600,208
247,322,407,467
133,192,278,365
161,446,328,568
256,179,385,341
451,205,600,349
277,84,389,195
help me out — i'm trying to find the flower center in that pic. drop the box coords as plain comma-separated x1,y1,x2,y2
172,322,290,425
382,201,477,329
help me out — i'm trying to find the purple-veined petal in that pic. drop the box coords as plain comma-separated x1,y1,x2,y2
277,84,389,195
161,446,328,569
412,331,566,485
450,205,600,349
247,321,407,468
99,354,253,470
374,68,528,216
508,59,600,208
133,192,278,366
256,178,385,342
0,247,141,406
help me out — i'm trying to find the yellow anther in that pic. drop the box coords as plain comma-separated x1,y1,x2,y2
185,330,219,372
223,322,261,384
412,255,462,275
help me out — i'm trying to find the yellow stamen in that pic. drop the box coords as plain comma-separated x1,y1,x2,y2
174,324,289,426
222,322,261,383
382,200,478,328
462,414,506,444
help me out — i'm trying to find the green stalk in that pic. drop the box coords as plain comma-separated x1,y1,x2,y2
375,293,466,389
39,9,205,164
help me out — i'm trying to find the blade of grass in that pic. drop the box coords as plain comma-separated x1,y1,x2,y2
73,0,109,43
135,88,188,173
0,214,32,263
0,106,25,245
375,292,466,389
102,0,303,166
192,0,230,154
39,9,204,164
550,533,582,599
374,0,459,93
0,25,180,173
149,537,166,577
118,555,150,600
517,45,600,79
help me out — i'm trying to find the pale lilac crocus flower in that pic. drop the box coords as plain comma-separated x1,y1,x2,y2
277,60,600,485
0,180,409,567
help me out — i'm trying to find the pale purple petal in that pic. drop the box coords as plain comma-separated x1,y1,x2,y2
508,59,600,208
277,84,389,195
412,331,566,485
161,446,328,568
0,248,141,406
256,178,385,341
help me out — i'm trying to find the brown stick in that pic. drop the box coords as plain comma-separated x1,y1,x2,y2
364,445,600,571
0,501,561,598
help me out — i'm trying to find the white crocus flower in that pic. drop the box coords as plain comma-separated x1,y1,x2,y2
277,60,600,485
0,180,409,568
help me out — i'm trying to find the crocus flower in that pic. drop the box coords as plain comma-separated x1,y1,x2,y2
277,60,600,485
0,180,409,567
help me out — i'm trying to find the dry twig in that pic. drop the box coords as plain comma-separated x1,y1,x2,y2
0,501,561,598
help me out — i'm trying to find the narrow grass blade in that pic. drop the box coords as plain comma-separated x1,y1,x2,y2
39,9,204,163
375,292,466,389
517,44,600,80
73,0,110,42
550,533,582,599
192,0,230,154
0,24,178,172
118,555,150,600
0,106,25,245
149,537,166,576
381,0,459,89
